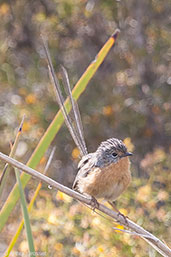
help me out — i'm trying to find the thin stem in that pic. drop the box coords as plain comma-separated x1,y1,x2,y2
0,115,25,198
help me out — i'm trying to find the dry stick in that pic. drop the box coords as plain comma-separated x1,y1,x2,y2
0,152,170,257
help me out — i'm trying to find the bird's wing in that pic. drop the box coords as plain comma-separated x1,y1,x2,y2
72,153,95,189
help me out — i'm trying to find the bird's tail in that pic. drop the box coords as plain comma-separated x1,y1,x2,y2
42,37,88,157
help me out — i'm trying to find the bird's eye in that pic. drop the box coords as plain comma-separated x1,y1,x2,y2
112,152,118,157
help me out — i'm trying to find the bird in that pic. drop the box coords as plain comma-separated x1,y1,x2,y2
72,138,132,208
43,30,133,214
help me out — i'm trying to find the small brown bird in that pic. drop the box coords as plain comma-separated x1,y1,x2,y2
72,138,132,205
43,30,132,212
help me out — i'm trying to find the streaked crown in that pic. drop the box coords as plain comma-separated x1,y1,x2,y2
95,138,132,167
97,138,127,154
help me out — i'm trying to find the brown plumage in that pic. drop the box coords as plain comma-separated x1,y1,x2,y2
72,138,132,202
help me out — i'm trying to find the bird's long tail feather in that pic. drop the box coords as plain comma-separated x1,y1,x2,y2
42,37,87,157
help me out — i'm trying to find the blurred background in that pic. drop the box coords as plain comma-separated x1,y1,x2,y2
0,0,170,256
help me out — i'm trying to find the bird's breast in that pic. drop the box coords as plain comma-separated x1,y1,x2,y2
77,157,131,201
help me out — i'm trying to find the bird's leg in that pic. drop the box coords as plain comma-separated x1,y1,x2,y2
84,193,99,211
90,196,99,211
108,201,128,225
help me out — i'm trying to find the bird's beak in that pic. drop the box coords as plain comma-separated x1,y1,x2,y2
122,152,133,158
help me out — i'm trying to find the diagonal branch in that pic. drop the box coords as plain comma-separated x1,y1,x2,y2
0,152,170,257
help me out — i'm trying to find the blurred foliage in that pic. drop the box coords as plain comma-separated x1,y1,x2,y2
0,0,170,256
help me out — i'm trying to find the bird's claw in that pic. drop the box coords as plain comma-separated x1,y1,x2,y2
90,196,99,211
116,212,128,225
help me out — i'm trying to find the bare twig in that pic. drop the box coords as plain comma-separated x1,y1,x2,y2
0,152,170,257
112,227,155,239
44,146,56,173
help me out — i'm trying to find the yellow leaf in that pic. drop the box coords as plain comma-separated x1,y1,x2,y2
0,3,9,15
119,208,128,216
102,105,113,116
72,147,80,159
35,12,46,22
22,121,31,132
25,94,36,104
116,224,124,233
40,156,46,165
123,137,135,152
98,246,104,252
72,247,81,255
56,191,64,201
56,191,72,203
54,243,63,251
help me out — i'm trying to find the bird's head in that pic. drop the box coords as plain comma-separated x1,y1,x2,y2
95,138,133,167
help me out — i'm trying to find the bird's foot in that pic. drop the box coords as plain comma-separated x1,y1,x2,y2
116,211,128,225
108,201,128,225
90,196,99,211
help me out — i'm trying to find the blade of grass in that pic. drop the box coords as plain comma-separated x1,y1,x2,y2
0,115,25,198
1,116,35,255
0,29,120,232
12,118,35,255
4,182,41,257
14,168,35,255
4,146,56,257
